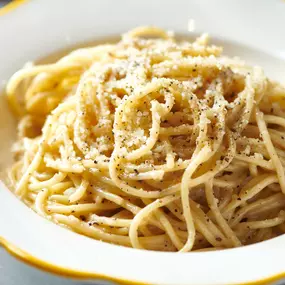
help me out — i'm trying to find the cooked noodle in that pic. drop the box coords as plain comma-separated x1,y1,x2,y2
5,27,285,252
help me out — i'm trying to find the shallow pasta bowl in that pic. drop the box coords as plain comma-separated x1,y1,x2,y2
1,0,285,284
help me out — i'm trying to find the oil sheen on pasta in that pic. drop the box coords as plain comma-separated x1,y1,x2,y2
5,27,285,252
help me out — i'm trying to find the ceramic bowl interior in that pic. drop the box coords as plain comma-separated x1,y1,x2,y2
1,1,285,284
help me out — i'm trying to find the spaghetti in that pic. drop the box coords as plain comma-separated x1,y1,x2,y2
5,27,285,252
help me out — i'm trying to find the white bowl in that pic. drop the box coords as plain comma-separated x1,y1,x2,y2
1,1,285,284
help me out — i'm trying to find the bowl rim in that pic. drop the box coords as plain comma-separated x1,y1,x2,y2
0,0,28,16
1,1,285,284
1,236,285,285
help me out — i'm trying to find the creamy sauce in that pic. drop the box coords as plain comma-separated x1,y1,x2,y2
0,34,284,174
0,37,119,173
0,94,16,172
